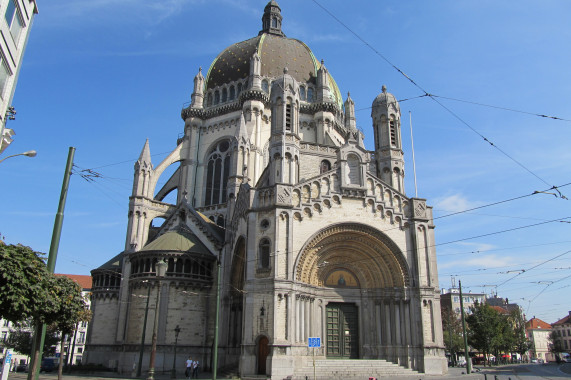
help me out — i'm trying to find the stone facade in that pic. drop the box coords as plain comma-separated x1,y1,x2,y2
86,2,447,378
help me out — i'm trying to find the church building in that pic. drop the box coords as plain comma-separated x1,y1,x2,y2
86,2,447,378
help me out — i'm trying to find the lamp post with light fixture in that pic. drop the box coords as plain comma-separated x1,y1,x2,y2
0,149,36,164
170,325,181,379
147,259,168,380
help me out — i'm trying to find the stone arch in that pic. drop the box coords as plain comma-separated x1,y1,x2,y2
295,223,410,289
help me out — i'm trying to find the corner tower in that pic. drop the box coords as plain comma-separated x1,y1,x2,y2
371,85,405,193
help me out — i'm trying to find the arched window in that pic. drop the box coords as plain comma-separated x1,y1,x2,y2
222,88,228,102
271,17,277,28
285,98,292,131
207,93,212,107
216,215,225,227
262,79,269,93
299,86,306,100
389,115,397,146
229,86,235,100
205,140,232,206
346,154,361,185
214,90,220,105
237,83,243,94
307,87,314,102
259,238,271,269
320,160,331,174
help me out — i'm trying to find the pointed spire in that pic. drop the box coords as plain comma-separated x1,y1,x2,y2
316,59,331,103
259,1,285,37
344,91,357,132
249,52,262,89
137,139,152,168
191,67,205,108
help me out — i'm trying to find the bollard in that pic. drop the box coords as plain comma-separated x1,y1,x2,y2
494,375,498,380
484,374,487,380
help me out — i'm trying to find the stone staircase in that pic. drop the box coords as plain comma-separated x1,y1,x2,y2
287,359,420,380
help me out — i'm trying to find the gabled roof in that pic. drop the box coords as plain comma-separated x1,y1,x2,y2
552,313,571,326
55,273,92,290
94,252,123,271
140,225,213,256
526,317,551,330
490,305,509,315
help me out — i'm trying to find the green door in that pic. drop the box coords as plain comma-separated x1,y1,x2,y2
326,303,358,358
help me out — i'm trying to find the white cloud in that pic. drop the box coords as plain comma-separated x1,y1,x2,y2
432,193,481,213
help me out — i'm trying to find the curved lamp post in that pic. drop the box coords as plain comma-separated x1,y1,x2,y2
0,150,36,164
147,259,168,380
170,325,181,379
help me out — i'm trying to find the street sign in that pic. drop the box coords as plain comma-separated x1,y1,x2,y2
308,337,321,348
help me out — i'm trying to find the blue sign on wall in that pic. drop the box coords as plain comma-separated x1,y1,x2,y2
308,337,321,348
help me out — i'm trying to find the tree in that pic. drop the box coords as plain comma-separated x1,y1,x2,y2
510,308,531,357
466,302,503,366
5,323,59,357
50,276,90,380
0,244,87,379
0,244,56,323
548,330,564,355
441,307,464,366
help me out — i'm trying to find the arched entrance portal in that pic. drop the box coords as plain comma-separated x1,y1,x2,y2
257,336,269,375
295,223,412,362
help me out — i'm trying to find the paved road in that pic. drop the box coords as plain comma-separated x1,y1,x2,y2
5,363,571,380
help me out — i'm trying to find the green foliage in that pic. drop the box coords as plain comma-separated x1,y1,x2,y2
441,307,464,363
5,323,59,357
466,303,501,364
0,244,88,328
0,244,52,323
548,330,564,353
466,303,531,364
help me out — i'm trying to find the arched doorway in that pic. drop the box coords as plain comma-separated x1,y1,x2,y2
257,336,269,375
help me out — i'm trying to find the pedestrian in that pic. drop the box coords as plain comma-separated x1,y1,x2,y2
185,356,192,379
192,358,199,378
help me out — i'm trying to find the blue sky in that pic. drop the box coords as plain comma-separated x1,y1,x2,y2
1,0,570,324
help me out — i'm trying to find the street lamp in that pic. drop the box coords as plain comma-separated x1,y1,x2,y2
170,325,181,379
147,259,168,380
0,150,37,164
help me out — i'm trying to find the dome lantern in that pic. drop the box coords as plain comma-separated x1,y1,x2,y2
259,0,285,37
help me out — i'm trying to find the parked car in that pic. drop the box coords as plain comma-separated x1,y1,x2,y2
40,357,58,372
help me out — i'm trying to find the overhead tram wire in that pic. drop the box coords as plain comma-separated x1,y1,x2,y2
311,0,560,191
355,93,571,124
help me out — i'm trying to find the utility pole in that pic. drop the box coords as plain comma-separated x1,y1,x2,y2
459,280,471,374
29,147,75,380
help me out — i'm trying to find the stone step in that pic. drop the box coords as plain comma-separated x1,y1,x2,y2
290,359,419,380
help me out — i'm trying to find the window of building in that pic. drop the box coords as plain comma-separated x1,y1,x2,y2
222,88,227,102
1,331,7,342
77,347,83,353
3,319,9,327
204,140,231,206
75,356,82,365
214,90,220,105
389,116,397,146
299,86,306,100
0,55,10,99
307,87,314,102
259,238,270,269
5,0,23,44
261,79,269,93
77,332,85,344
237,82,242,94
285,99,292,131
229,86,235,100
207,93,212,107
320,160,331,174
